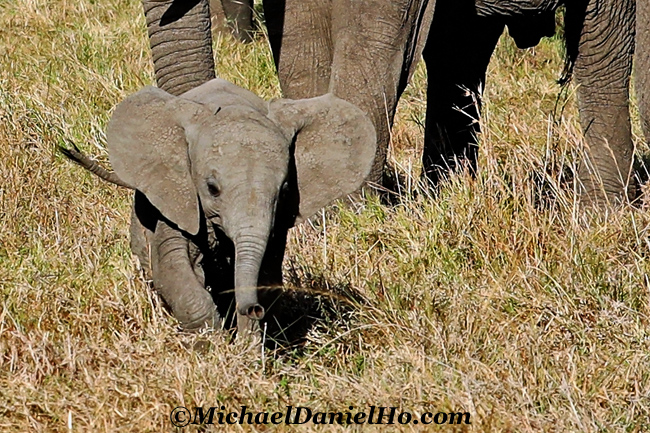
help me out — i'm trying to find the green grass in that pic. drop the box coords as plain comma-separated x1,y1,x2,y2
1,1,649,431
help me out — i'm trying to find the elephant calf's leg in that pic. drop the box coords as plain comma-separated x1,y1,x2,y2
151,219,220,331
257,227,288,289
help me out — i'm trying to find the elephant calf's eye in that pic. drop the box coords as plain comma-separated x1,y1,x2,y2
207,180,221,197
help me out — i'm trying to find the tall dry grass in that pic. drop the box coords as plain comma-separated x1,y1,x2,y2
1,0,649,431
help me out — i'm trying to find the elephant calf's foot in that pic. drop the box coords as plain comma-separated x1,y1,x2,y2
179,307,223,332
171,289,223,332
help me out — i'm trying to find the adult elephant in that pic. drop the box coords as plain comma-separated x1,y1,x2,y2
423,0,637,205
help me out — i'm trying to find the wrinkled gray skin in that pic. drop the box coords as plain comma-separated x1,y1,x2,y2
80,79,375,333
424,0,637,205
210,0,254,43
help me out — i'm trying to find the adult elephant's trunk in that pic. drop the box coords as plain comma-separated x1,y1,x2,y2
142,0,216,96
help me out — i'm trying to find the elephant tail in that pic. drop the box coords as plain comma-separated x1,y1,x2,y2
59,141,134,189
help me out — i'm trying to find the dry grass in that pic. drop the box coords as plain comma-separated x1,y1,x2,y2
1,1,649,431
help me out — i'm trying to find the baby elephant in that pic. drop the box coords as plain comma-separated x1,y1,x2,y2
64,78,375,334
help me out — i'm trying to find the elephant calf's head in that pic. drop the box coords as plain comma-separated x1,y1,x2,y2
105,79,376,324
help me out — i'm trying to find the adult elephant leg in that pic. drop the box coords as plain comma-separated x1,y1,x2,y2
328,0,433,184
211,0,254,43
263,0,333,99
209,0,228,33
422,5,503,185
151,219,220,331
569,0,635,204
222,0,254,42
142,0,216,96
636,0,650,144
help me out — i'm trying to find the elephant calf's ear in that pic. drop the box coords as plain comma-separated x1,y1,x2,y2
107,86,201,235
269,94,376,223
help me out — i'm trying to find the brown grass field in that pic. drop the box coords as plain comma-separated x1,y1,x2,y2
1,1,649,431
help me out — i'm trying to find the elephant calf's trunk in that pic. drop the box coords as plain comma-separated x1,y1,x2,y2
235,280,265,320
242,298,265,320
234,240,268,320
